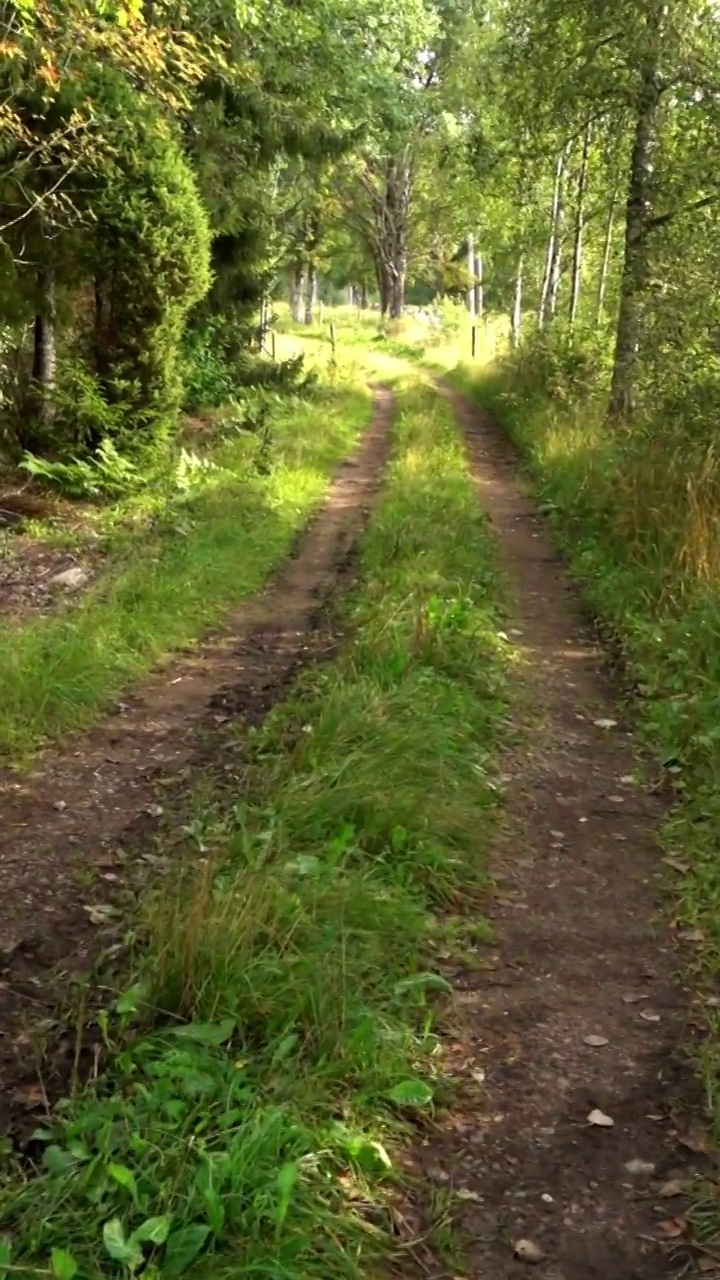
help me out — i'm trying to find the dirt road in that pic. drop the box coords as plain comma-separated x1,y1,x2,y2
422,383,700,1279
0,388,394,1141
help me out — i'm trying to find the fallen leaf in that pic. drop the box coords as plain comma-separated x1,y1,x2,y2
550,830,565,839
679,1129,715,1155
663,856,690,874
12,1083,45,1107
625,1159,655,1176
658,1178,688,1198
658,1216,686,1239
699,1256,716,1273
594,718,617,729
639,1010,661,1023
146,804,164,818
587,1108,614,1128
607,795,625,803
583,1035,609,1047
622,993,649,1004
513,1238,546,1264
680,928,705,943
456,1187,481,1202
83,904,116,925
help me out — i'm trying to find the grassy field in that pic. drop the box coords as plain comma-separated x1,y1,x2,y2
271,301,507,379
0,382,371,762
0,378,510,1280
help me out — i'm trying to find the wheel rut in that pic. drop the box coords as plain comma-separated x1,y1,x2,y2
0,386,395,1142
424,383,703,1280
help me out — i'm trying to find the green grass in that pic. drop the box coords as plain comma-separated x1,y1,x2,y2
271,301,506,384
0,385,371,762
0,381,510,1280
454,346,720,1165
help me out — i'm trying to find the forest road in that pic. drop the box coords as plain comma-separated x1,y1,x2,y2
420,381,703,1280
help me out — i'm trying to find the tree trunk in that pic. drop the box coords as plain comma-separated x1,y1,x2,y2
597,187,618,326
539,149,567,328
290,261,304,323
389,268,405,321
548,232,564,320
360,282,368,309
569,122,591,330
377,260,390,317
511,252,524,348
303,262,317,325
474,250,483,318
467,233,477,319
31,266,56,427
369,151,411,323
608,2,663,420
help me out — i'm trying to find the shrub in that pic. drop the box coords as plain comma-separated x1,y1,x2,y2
91,107,212,452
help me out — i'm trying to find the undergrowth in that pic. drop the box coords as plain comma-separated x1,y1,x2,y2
0,383,510,1278
0,384,370,761
454,341,720,1153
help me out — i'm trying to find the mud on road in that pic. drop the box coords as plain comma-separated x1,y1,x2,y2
0,387,395,1143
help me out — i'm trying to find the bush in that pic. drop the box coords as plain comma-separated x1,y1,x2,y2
182,319,237,411
91,107,212,451
512,326,609,403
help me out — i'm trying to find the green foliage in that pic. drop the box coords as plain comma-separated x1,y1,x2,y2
21,438,139,500
182,321,238,412
183,314,316,412
92,111,212,448
507,328,610,403
46,361,128,450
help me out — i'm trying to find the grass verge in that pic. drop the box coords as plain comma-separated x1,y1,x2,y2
0,384,370,762
454,350,720,1209
0,380,509,1280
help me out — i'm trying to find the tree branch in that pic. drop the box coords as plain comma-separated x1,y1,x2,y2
647,191,720,232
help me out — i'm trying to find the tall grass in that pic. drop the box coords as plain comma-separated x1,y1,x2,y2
0,386,370,761
0,382,510,1280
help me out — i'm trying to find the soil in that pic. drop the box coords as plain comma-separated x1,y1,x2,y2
0,538,102,622
416,383,706,1279
0,387,394,1143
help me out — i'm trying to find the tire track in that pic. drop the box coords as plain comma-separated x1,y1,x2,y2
0,386,395,1140
424,382,699,1280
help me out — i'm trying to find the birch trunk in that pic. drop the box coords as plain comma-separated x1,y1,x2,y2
539,150,566,327
467,233,477,319
596,187,618,326
474,250,483,318
608,1,663,419
290,261,304,323
31,266,56,427
569,122,591,330
511,252,524,348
